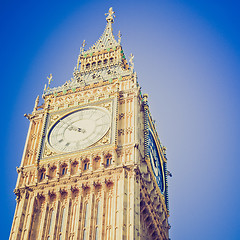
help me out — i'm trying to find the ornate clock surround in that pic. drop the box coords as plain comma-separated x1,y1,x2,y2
41,98,117,160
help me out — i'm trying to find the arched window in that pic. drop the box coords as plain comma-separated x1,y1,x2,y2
106,155,112,167
83,230,87,240
84,203,88,227
83,160,90,171
39,169,46,181
83,202,89,240
47,210,54,239
86,63,90,69
96,201,101,225
94,200,101,240
103,59,108,65
97,60,102,66
109,57,114,64
95,227,99,240
59,207,65,240
40,172,45,180
92,62,96,68
62,166,67,176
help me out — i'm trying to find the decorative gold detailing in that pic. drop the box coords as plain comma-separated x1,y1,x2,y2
102,102,111,110
118,129,124,136
93,180,102,187
118,113,125,120
126,127,133,134
50,114,60,123
105,7,115,22
31,133,37,140
100,135,110,144
43,146,56,157
105,177,113,186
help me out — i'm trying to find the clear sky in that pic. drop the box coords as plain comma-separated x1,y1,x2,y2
1,0,240,239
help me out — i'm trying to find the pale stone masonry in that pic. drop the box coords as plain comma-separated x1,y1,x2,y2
10,7,170,240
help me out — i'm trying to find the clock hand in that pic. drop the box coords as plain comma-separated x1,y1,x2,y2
60,120,85,132
77,127,86,133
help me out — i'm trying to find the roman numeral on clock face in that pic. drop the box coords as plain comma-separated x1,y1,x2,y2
48,107,110,152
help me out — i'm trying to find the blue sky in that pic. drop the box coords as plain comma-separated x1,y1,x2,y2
1,1,240,239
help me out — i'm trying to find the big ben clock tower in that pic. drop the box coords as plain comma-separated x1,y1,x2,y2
10,8,171,240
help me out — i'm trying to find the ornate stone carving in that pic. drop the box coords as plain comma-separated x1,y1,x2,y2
118,129,124,136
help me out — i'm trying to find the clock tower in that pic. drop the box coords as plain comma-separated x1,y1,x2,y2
10,8,171,240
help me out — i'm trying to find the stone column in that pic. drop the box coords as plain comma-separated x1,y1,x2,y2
88,184,94,239
56,161,60,180
46,164,50,182
23,194,36,240
78,157,82,175
61,188,71,240
51,194,60,239
100,153,104,169
74,188,82,240
89,154,93,172
38,194,48,240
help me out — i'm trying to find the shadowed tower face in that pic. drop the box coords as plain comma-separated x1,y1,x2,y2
10,7,170,240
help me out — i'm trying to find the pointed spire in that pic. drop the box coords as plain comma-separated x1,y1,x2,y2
77,40,86,70
34,95,39,111
83,7,119,54
129,53,134,72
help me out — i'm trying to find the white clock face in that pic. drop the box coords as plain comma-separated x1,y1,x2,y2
48,107,111,152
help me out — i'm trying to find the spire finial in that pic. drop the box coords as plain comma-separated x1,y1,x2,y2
34,95,39,111
129,53,134,72
105,7,115,22
77,40,86,69
47,74,53,90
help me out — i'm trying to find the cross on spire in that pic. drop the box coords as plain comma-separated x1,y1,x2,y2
105,7,115,22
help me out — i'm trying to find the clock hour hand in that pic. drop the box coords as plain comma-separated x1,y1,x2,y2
60,120,86,133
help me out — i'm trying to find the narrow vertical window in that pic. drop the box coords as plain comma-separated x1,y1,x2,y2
96,201,100,225
40,172,44,180
83,229,87,240
48,210,54,236
95,227,99,240
84,203,88,227
106,156,112,166
83,202,88,240
62,167,67,175
95,201,101,240
60,208,65,233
